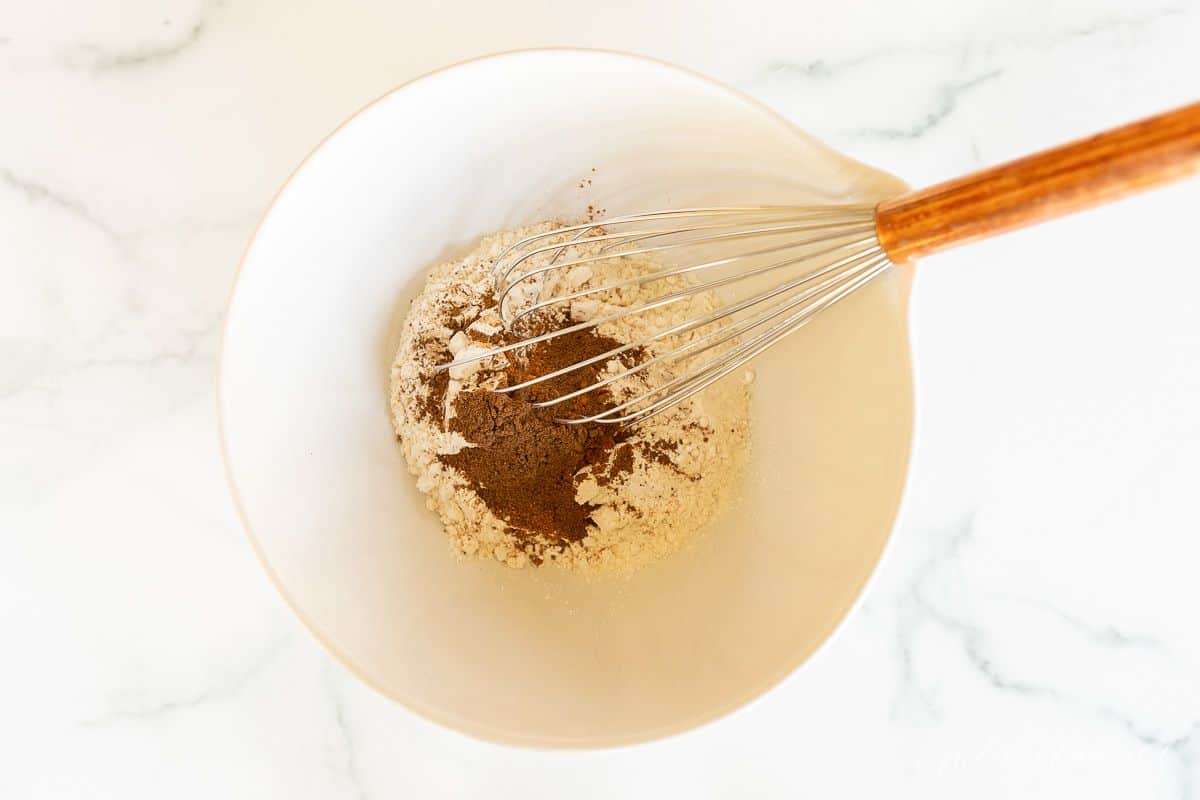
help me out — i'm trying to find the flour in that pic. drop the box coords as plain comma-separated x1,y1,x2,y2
390,222,750,574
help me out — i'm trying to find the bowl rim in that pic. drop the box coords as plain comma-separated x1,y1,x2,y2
216,46,918,749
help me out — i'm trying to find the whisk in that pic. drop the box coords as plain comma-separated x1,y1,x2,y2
444,102,1200,425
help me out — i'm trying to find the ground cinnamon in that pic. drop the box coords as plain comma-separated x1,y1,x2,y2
439,329,633,548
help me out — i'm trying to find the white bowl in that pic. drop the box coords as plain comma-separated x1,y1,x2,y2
219,49,914,747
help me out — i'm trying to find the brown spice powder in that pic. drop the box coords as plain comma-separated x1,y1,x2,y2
439,329,633,549
416,337,451,423
598,442,635,487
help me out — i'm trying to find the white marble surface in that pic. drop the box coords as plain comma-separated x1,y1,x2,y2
3,0,1200,796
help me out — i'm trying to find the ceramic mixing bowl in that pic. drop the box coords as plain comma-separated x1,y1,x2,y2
219,49,914,746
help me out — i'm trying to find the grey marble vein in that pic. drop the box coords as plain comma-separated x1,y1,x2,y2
914,589,1060,700
57,1,220,74
746,6,1186,143
1101,715,1198,800
890,513,978,720
1,166,258,247
925,610,1198,798
890,602,938,721
0,167,128,250
0,311,223,404
760,45,947,82
1046,7,1187,48
757,6,1185,82
850,69,1003,140
1039,604,1170,654
968,137,984,167
81,21,205,73
903,522,1200,798
324,664,370,800
79,635,291,728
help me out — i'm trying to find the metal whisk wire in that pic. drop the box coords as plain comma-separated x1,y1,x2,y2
441,205,890,425
434,103,1200,425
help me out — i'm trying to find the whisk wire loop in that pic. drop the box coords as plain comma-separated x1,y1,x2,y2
443,205,890,425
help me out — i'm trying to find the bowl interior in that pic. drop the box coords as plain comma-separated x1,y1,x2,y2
220,50,913,746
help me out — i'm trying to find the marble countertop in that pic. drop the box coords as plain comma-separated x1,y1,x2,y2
3,0,1200,796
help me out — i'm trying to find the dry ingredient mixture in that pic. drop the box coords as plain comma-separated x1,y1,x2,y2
390,223,750,574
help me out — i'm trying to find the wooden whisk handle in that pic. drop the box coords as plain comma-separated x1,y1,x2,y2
874,101,1200,263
